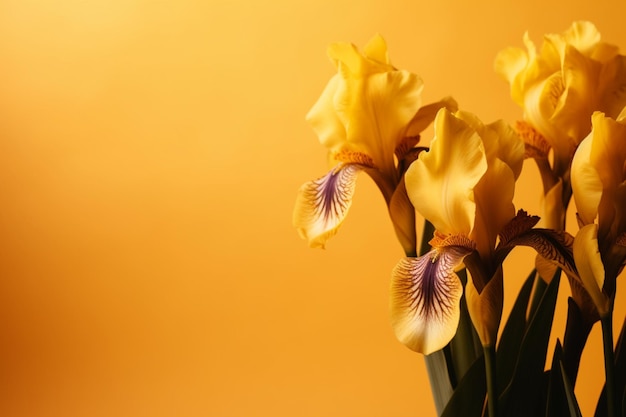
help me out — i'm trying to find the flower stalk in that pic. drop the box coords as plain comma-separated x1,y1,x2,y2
483,345,498,417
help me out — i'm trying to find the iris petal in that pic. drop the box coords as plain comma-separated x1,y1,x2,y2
465,267,504,347
293,164,361,248
405,109,487,237
573,224,611,316
571,133,602,226
390,244,472,354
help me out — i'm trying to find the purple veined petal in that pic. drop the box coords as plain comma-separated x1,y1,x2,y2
293,163,361,248
390,244,473,354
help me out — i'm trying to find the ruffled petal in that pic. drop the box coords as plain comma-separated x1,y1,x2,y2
494,46,528,85
306,74,347,154
552,45,603,143
487,120,525,180
335,69,424,177
524,73,574,167
390,242,473,354
363,33,389,65
573,224,611,317
293,164,361,248
306,36,424,179
598,55,626,118
405,109,487,236
556,21,602,56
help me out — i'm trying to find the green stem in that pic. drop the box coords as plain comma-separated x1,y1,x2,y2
425,350,454,416
483,345,498,417
601,315,617,417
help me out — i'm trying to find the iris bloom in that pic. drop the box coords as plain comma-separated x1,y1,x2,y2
293,34,456,253
391,109,575,354
495,21,626,230
571,110,626,317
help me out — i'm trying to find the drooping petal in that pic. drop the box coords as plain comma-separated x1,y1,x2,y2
495,210,577,276
390,240,473,354
405,109,487,236
573,224,611,317
293,164,361,248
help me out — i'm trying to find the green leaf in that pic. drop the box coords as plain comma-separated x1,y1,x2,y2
595,316,626,417
495,268,535,394
560,360,583,417
546,340,582,417
440,354,486,417
498,272,561,417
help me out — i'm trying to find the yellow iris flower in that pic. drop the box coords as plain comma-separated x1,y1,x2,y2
495,21,626,179
391,108,525,353
293,34,456,251
571,110,626,317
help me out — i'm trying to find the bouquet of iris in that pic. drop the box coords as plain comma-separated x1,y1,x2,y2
293,22,626,417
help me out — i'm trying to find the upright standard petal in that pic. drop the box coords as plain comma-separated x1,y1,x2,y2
572,111,626,240
293,164,361,248
390,235,474,354
305,35,424,180
472,157,517,261
405,109,487,236
571,133,602,226
453,114,523,259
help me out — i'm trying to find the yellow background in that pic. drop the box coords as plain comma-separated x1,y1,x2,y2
1,1,625,416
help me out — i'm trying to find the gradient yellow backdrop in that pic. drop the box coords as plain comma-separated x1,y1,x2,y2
1,1,625,416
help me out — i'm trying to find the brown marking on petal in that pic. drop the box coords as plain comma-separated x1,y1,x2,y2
333,150,376,168
498,209,540,247
429,231,475,250
498,227,576,276
515,120,551,160
615,232,626,247
395,135,421,161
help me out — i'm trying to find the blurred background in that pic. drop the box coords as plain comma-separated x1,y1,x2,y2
1,0,625,416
